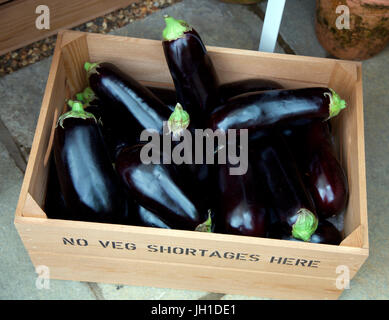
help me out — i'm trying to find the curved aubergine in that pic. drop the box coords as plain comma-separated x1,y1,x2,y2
162,16,220,128
218,78,284,103
214,160,268,237
209,87,347,134
53,100,132,224
78,85,212,211
282,121,349,219
115,144,212,232
269,220,342,245
78,86,176,111
250,133,318,242
84,62,177,154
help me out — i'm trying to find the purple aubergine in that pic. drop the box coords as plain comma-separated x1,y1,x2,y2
162,16,220,128
282,121,349,219
218,78,284,103
214,159,268,237
115,144,212,232
268,220,342,245
250,133,318,242
135,204,172,229
147,86,177,109
84,62,174,152
44,156,69,220
78,86,176,111
53,100,133,224
209,87,347,134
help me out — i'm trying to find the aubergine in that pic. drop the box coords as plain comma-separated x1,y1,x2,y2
162,16,220,128
115,144,212,232
282,121,349,219
53,100,133,224
84,62,176,154
214,159,268,237
250,133,318,242
78,86,176,111
269,220,342,245
209,87,347,135
135,204,172,229
44,155,69,220
218,78,284,103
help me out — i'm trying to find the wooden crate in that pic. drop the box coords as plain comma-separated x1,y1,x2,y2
14,30,368,300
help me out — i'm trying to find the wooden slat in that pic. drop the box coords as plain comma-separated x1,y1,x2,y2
14,33,65,218
23,193,47,218
0,0,139,55
61,34,89,95
30,251,344,300
15,216,368,279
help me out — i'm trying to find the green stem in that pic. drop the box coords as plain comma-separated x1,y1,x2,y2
168,103,190,138
76,92,85,103
83,87,96,102
75,87,97,106
195,210,213,232
162,15,192,41
84,62,99,73
291,209,318,242
326,88,347,119
57,100,97,128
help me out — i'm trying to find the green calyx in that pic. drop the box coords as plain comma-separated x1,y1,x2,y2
76,87,96,106
168,103,190,138
325,88,347,119
57,99,97,128
291,209,318,242
75,92,85,103
84,62,99,73
162,15,192,41
195,210,213,233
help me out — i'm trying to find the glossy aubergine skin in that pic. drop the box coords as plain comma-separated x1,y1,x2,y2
214,160,268,237
269,220,342,245
83,86,176,111
115,144,209,231
87,62,172,149
209,87,338,134
282,121,349,219
163,28,220,127
147,86,177,109
135,204,172,229
218,78,284,104
53,117,132,224
45,156,69,220
250,133,318,241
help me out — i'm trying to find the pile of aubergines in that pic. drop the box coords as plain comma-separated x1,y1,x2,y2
47,16,348,245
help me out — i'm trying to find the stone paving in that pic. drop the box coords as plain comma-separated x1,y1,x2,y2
1,0,389,300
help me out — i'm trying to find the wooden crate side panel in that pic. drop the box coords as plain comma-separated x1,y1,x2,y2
15,217,368,279
85,33,338,89
86,34,173,85
14,34,66,218
26,56,68,210
336,73,367,246
30,251,344,300
61,34,90,96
